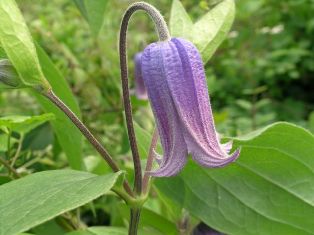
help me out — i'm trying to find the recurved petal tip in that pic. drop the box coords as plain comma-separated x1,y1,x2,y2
148,152,187,177
222,140,233,153
191,143,241,168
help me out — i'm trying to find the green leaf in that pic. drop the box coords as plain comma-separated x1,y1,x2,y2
0,114,54,134
170,0,235,63
67,232,93,235
66,227,126,235
134,122,152,159
193,0,235,63
88,227,126,235
66,226,163,235
32,220,66,235
156,122,314,235
309,111,314,133
134,122,162,161
0,134,8,152
73,0,108,36
169,0,193,41
34,44,83,170
0,0,50,90
0,46,6,58
67,232,94,235
0,170,122,235
0,176,11,185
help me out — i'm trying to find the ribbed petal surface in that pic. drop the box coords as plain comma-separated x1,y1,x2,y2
134,53,148,100
141,38,240,177
142,42,188,177
167,38,240,167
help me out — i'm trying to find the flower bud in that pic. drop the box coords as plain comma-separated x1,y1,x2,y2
0,59,22,88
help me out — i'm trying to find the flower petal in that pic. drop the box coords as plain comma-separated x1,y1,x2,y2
134,52,148,100
141,41,188,177
165,38,240,166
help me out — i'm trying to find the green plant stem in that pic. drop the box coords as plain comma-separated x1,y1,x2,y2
0,156,20,178
142,128,158,195
44,89,134,197
129,208,141,235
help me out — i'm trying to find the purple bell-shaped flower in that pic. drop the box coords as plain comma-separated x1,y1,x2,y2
141,38,240,177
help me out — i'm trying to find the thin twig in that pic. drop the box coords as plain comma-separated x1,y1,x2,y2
0,156,20,178
142,128,158,194
44,89,133,196
11,134,24,167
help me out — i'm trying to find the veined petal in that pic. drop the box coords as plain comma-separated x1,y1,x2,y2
134,53,148,100
165,38,240,167
141,42,188,177
140,37,240,177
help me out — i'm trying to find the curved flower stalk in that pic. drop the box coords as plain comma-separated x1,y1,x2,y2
134,53,148,100
141,37,240,177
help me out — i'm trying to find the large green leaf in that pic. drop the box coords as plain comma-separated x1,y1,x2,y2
84,227,126,235
0,114,54,134
170,0,235,63
66,226,163,235
34,45,83,170
0,170,122,235
156,122,314,235
73,0,108,36
0,0,50,90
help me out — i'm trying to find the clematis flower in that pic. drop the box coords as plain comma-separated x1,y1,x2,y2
134,52,148,100
141,38,240,177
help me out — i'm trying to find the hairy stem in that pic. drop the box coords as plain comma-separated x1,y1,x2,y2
119,1,171,196
44,89,133,196
142,128,158,195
